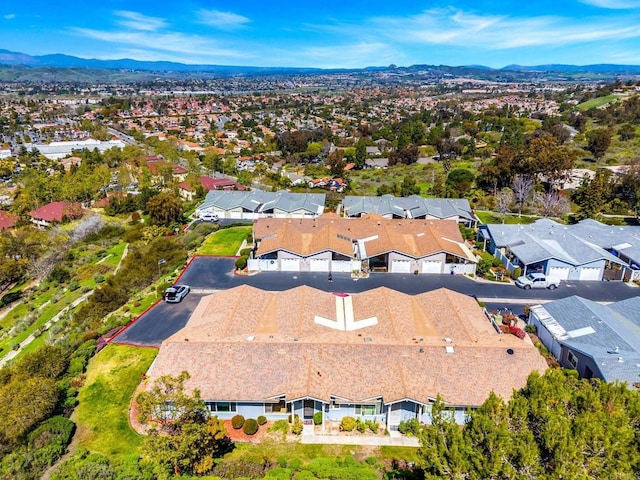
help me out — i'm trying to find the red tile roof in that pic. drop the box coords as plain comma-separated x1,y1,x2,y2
29,202,83,222
0,210,17,229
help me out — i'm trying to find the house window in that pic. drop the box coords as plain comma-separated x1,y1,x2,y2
206,402,237,412
567,351,578,369
355,403,381,415
265,400,287,414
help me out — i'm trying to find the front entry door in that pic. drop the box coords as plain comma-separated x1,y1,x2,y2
303,399,315,419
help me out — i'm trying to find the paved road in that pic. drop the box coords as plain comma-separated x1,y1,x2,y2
112,256,640,347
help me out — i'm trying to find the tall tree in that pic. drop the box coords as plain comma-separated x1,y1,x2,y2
145,191,184,226
511,174,534,216
586,128,613,161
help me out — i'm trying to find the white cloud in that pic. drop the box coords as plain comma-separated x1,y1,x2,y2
196,9,250,30
294,42,400,69
579,0,640,8
3,13,15,20
114,10,168,32
358,8,640,50
70,27,247,60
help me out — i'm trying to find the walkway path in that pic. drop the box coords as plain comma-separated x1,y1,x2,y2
300,433,419,447
0,291,92,368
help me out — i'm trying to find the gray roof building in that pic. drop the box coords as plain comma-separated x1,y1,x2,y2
529,296,640,388
482,219,636,277
343,195,476,226
569,219,640,268
196,189,325,219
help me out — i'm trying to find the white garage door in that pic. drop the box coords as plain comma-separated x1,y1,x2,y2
310,259,330,272
421,260,442,274
331,261,352,273
391,260,412,273
548,266,570,280
579,267,601,281
281,258,301,272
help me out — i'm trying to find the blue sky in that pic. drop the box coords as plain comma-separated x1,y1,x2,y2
2,1,640,68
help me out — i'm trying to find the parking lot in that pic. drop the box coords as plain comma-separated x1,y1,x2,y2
112,256,640,347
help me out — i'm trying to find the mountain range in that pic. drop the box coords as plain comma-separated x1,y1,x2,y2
1,49,640,81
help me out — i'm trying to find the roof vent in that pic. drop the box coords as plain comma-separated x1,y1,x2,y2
419,347,424,353
618,357,624,363
608,346,620,354
246,336,255,342
507,348,514,355
293,338,299,342
445,345,455,354
444,337,453,343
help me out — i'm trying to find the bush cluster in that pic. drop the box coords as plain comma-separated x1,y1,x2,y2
243,418,259,435
257,415,267,425
340,416,356,432
231,414,245,429
398,418,422,436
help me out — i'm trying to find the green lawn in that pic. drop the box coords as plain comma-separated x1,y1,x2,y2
577,94,622,111
71,344,157,458
475,211,541,225
228,442,419,464
197,226,252,256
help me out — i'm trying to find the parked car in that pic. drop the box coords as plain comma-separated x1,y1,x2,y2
515,272,561,290
164,284,190,303
200,213,219,222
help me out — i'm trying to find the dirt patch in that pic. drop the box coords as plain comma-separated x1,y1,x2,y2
224,419,269,443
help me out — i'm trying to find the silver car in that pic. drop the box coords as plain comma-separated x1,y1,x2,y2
164,284,190,303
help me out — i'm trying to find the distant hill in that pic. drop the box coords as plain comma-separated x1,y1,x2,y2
0,49,639,82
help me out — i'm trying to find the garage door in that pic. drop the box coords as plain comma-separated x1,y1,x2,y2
579,267,601,281
421,260,442,274
548,266,570,280
310,259,330,272
281,258,301,272
391,260,412,273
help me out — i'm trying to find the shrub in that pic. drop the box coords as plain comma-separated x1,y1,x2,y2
313,411,323,425
356,418,366,433
243,418,259,435
365,419,379,433
257,415,267,425
239,248,252,257
398,418,421,436
340,416,356,432
93,274,105,284
291,416,303,435
235,255,248,270
525,324,537,334
268,420,289,434
508,325,527,339
513,267,522,279
0,291,22,308
68,281,80,291
231,414,245,429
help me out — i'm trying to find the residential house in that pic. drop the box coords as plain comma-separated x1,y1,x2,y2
0,146,11,160
528,296,640,388
145,285,547,429
195,189,325,221
249,213,477,274
178,176,245,201
0,210,17,230
145,158,188,183
365,158,389,169
29,201,83,228
343,195,477,227
479,219,631,281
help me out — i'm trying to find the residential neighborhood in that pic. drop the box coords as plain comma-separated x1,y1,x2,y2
1,63,640,479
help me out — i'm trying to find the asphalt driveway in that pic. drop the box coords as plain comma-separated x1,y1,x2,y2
112,256,640,347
